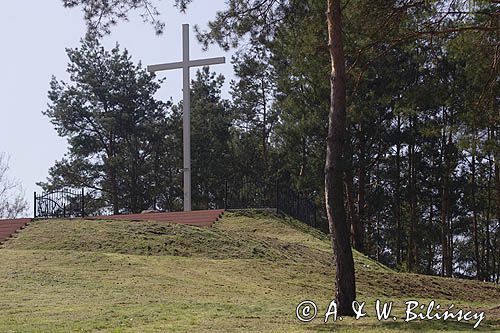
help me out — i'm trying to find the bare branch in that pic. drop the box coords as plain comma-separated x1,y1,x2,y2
0,153,28,219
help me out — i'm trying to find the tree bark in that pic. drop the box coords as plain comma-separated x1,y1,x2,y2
326,0,356,316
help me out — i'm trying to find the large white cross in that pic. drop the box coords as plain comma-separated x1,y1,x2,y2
147,24,225,212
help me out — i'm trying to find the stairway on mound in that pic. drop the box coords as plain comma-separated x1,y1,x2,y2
88,209,225,227
0,218,32,244
0,211,224,244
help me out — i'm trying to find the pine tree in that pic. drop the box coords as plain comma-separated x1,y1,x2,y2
40,38,170,214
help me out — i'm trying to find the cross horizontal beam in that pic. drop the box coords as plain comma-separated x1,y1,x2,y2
147,57,226,73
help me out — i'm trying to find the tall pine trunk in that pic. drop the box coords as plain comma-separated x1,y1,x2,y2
326,0,356,316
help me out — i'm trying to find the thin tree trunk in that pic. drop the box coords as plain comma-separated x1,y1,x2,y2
345,136,363,252
485,128,494,281
395,114,402,266
376,193,381,262
428,189,434,274
495,150,500,233
108,133,119,215
408,116,416,272
446,127,454,276
357,135,367,253
471,151,482,279
494,153,500,283
427,243,434,274
300,138,307,179
440,109,452,277
409,142,417,272
440,157,448,276
261,78,268,174
326,0,355,316
345,163,361,250
448,200,453,275
110,170,119,215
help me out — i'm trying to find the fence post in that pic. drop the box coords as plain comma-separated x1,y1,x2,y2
64,192,67,217
34,192,37,219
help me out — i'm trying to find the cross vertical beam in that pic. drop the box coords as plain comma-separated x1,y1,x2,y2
182,24,191,212
147,24,226,212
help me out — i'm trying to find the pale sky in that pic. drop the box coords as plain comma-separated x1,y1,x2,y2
0,0,235,216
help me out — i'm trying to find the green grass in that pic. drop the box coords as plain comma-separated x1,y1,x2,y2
0,211,499,332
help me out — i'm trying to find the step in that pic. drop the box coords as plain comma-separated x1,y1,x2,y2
101,215,220,222
92,210,224,220
0,220,30,226
0,219,31,244
0,224,29,231
87,210,224,227
137,215,220,221
114,217,217,226
0,226,22,231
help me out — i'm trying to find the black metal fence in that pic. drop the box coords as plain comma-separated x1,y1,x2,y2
34,189,84,219
222,179,328,233
223,179,277,210
276,185,328,233
34,181,328,233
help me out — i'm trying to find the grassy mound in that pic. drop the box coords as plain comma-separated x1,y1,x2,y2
6,212,334,264
0,211,499,332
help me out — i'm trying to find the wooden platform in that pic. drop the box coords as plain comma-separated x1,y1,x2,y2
87,209,225,227
0,218,32,243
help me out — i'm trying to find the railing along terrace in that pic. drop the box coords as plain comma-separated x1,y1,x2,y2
33,181,328,234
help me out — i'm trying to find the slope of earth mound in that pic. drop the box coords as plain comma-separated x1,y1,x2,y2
0,211,499,332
